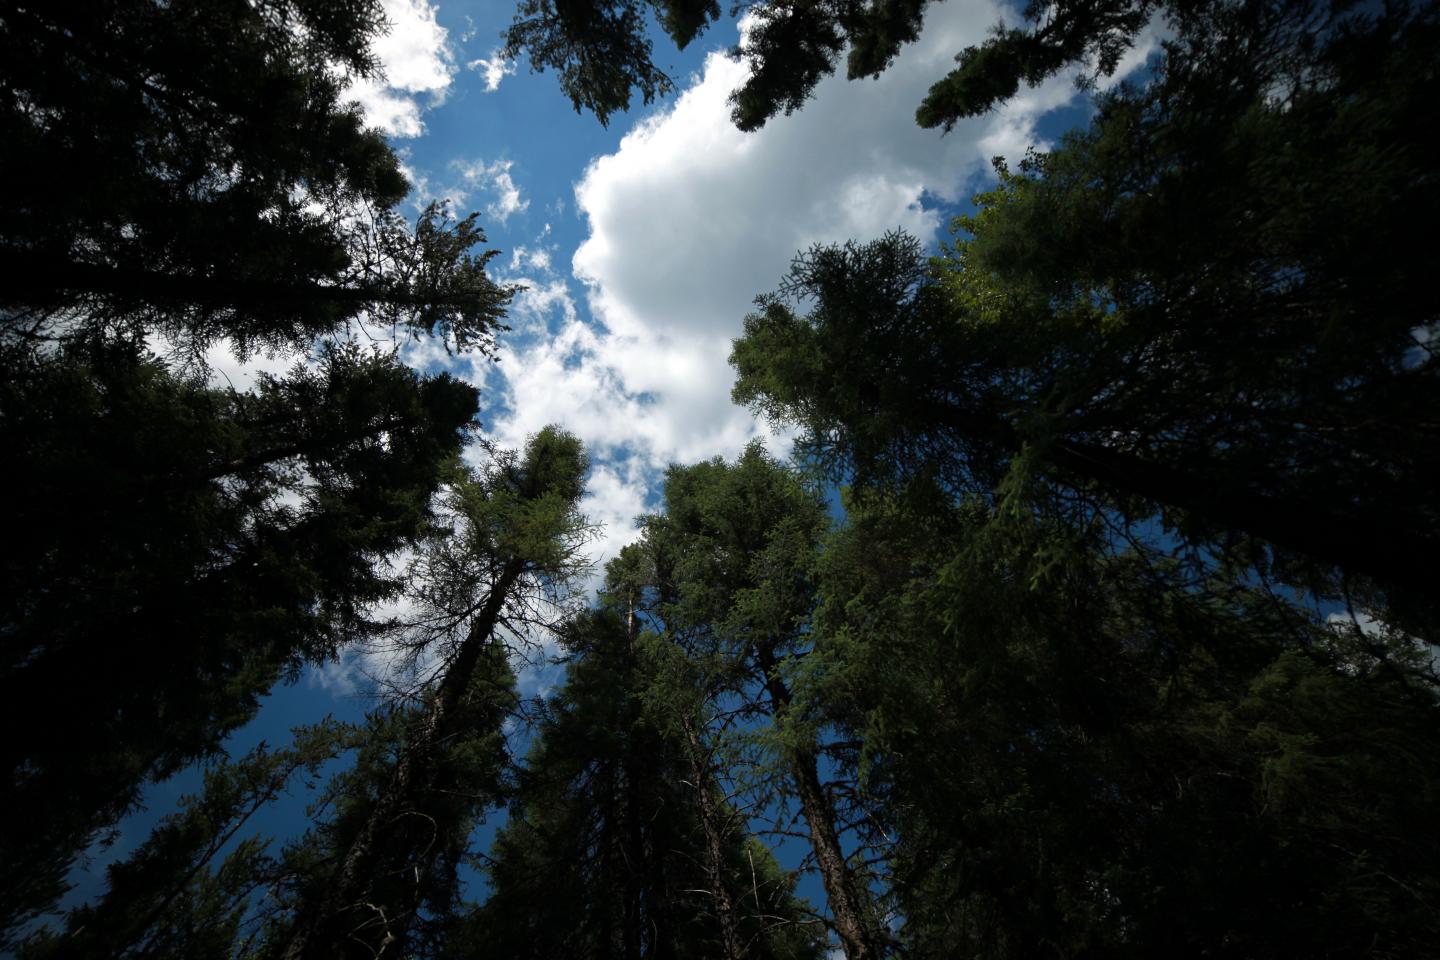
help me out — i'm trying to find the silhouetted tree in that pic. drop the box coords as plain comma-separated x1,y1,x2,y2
462,560,823,960
0,342,478,938
20,721,357,960
642,447,888,960
731,0,1440,625
276,428,594,960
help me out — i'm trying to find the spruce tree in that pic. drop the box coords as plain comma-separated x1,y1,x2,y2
269,651,518,960
18,721,357,960
642,447,888,960
731,0,1440,628
802,485,1440,956
1,0,513,356
274,427,594,960
464,559,823,960
0,342,478,938
1,0,518,931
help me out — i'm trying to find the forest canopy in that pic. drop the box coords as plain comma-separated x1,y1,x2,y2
3,0,1438,957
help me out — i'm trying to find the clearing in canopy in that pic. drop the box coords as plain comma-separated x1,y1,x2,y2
3,0,1437,957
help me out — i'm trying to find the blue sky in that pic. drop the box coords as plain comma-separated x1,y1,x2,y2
338,0,1157,577
285,0,1164,700
59,0,1164,931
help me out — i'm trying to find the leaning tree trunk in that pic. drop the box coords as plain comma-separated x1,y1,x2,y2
681,715,747,960
755,648,885,960
283,559,524,960
621,593,646,960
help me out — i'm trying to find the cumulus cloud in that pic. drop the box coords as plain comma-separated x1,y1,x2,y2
346,78,429,138
471,0,1158,574
346,0,455,137
571,0,1083,346
453,159,531,224
467,49,517,92
509,245,555,275
581,461,652,577
202,341,306,392
398,157,532,223
474,277,793,573
487,7,1068,471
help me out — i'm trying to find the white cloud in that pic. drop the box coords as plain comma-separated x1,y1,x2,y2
571,0,1087,346
582,461,652,572
467,49,517,92
509,245,555,275
453,159,530,224
460,1,1158,580
399,158,533,224
307,653,363,697
1095,16,1171,93
202,341,305,392
346,77,429,138
346,0,455,137
482,2,1101,461
339,281,776,658
472,276,794,580
374,0,454,93
508,277,575,329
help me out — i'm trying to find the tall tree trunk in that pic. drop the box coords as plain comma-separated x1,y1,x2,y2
621,588,647,960
756,650,884,960
681,715,747,960
622,748,645,960
283,559,524,960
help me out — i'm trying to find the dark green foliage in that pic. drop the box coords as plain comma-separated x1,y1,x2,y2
507,0,1435,150
272,427,593,959
0,0,516,357
803,490,1440,957
728,0,938,130
646,446,830,638
8,0,1440,956
504,0,722,126
914,0,1156,129
463,582,822,960
643,448,888,960
731,0,1440,622
269,651,518,960
502,0,945,130
470,610,693,959
19,721,357,960
503,0,1160,132
725,0,851,132
0,342,478,936
723,6,1440,953
0,0,518,935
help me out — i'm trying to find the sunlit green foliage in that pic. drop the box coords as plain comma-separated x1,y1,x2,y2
732,0,1440,627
